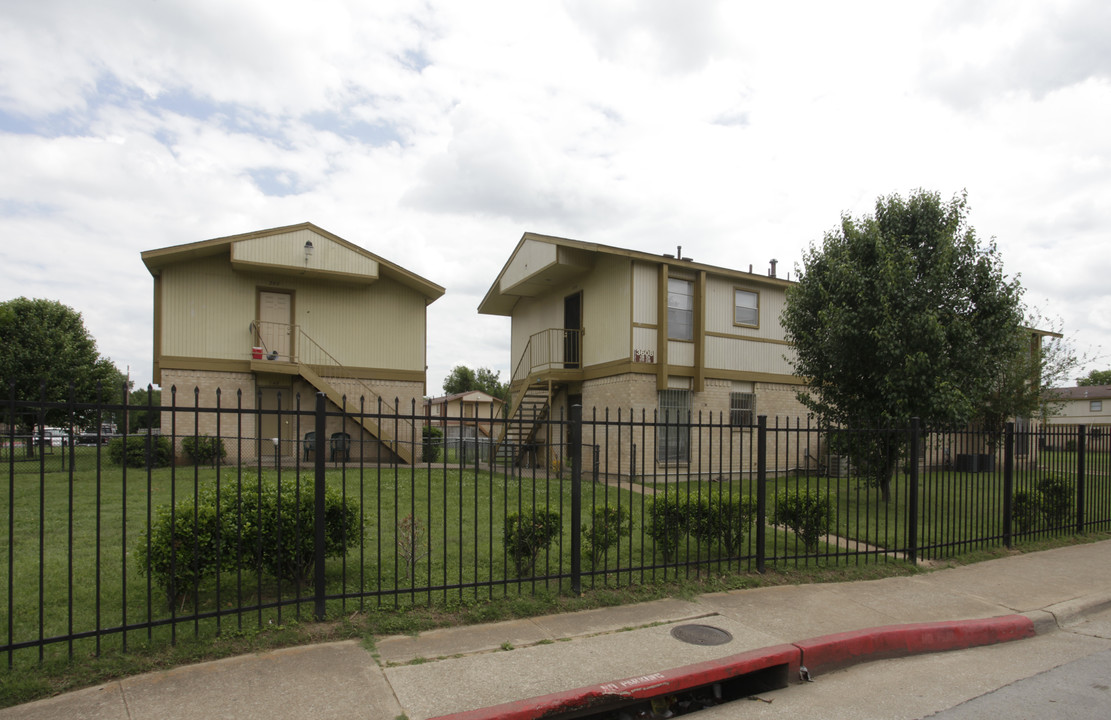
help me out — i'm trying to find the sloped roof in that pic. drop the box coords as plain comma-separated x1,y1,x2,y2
427,389,505,405
478,232,791,316
1048,385,1111,401
141,222,444,302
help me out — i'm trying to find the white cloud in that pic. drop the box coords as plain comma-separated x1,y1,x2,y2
2,0,1110,393
922,0,1111,106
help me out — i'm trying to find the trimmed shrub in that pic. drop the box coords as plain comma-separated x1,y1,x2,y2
1012,475,1075,533
581,505,632,566
647,496,688,562
504,509,562,576
231,476,361,587
135,484,224,610
772,489,833,552
689,495,756,557
136,474,361,608
1013,475,1071,531
1037,474,1074,528
1011,490,1040,533
422,426,442,462
108,435,172,468
182,435,227,466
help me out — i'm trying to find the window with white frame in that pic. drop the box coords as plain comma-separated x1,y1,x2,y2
1092,400,1103,412
734,289,759,327
730,391,756,427
657,389,690,462
667,278,694,341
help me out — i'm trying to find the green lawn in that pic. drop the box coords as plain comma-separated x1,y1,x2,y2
5,452,1111,672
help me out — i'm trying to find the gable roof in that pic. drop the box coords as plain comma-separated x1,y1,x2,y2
427,390,505,405
1049,385,1111,401
478,232,791,316
141,222,445,302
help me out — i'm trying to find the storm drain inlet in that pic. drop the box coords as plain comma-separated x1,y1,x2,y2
670,624,733,646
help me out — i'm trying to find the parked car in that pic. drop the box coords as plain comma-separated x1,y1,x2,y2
39,427,71,447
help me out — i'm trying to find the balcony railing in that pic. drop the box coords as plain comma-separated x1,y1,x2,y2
511,328,582,384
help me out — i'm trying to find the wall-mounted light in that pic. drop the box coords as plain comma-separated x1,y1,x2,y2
304,240,314,262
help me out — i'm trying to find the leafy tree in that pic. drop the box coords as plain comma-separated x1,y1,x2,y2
442,365,477,394
0,298,128,455
128,387,162,432
474,367,510,401
979,310,1091,439
1078,369,1111,387
782,190,1025,501
442,364,509,401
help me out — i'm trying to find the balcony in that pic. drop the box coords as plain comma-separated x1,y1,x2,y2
511,328,583,385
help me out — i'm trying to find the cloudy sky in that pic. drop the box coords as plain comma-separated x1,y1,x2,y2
2,0,1108,395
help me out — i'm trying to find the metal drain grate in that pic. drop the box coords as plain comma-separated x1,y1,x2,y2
670,624,734,646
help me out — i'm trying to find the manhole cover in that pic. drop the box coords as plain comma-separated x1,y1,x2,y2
670,624,733,646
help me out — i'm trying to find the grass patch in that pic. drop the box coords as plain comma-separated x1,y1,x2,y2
4,448,1111,709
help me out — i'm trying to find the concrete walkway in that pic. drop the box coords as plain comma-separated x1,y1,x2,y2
4,540,1110,720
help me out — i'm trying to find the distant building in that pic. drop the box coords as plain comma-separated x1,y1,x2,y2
425,390,505,440
1045,384,1111,429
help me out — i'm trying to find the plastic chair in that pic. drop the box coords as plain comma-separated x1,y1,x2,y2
330,432,351,462
303,432,316,461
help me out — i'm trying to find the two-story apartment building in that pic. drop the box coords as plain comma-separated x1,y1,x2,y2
142,223,444,463
479,233,809,478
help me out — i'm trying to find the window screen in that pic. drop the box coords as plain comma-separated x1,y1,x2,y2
735,289,758,326
668,278,694,341
657,389,691,462
730,392,756,427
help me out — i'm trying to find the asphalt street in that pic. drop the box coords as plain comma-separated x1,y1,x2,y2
692,606,1111,720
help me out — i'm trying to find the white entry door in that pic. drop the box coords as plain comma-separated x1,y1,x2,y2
259,291,292,361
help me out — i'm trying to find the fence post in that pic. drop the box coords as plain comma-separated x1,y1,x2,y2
756,415,767,574
1003,422,1014,548
314,392,327,620
1076,425,1087,535
907,418,919,565
570,404,582,594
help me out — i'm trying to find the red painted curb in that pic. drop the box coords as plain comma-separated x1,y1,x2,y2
429,615,1035,720
795,614,1036,674
428,644,800,720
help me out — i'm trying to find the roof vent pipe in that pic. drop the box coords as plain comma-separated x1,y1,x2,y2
769,259,778,277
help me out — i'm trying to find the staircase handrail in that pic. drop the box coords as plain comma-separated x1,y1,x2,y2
255,322,414,459
290,326,401,416
511,335,533,385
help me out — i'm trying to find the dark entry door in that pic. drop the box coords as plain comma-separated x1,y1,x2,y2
563,292,581,368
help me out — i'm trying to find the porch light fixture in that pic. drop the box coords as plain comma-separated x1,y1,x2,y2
304,240,314,262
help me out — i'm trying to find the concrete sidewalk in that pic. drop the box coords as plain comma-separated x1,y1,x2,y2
4,540,1111,720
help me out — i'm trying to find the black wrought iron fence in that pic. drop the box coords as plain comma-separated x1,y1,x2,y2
3,382,1110,668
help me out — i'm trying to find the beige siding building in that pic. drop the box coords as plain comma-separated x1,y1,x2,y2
425,390,505,440
479,233,809,478
1045,385,1111,429
142,223,444,464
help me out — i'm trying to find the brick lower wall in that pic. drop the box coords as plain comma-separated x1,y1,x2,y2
157,371,424,464
559,374,815,481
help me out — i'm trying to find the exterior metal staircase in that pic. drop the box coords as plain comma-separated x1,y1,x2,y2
253,323,415,464
495,378,553,466
491,327,583,466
